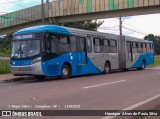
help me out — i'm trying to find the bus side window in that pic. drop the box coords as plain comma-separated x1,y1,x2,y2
151,43,154,52
142,42,146,53
48,33,58,54
70,36,77,52
76,37,86,52
110,39,117,53
79,37,86,52
132,42,137,53
137,42,142,53
126,41,131,53
149,43,152,52
126,41,132,61
102,38,110,53
58,34,70,53
86,37,92,53
147,43,151,53
93,37,102,53
149,43,153,52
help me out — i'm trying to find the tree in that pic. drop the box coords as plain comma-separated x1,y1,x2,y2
62,20,104,31
144,34,160,55
0,34,12,56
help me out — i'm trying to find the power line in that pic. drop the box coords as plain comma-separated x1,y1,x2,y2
118,16,148,36
124,21,147,34
122,26,147,35
122,17,127,22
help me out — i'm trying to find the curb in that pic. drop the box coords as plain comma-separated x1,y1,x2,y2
0,74,32,83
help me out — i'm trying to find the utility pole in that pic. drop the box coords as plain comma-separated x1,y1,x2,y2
41,0,45,23
119,17,122,39
119,16,123,69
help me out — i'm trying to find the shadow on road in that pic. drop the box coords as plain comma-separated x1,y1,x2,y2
2,68,147,84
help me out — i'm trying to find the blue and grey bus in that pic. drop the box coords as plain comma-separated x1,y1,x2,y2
10,25,154,79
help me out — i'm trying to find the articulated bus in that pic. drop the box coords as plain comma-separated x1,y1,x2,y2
10,25,154,80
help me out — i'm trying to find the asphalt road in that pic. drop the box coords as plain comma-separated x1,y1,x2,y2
0,68,160,119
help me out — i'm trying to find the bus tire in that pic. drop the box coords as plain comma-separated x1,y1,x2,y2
61,65,71,79
104,62,111,74
137,60,146,70
122,69,128,71
34,75,45,81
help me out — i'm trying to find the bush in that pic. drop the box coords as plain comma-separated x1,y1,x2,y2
0,48,11,56
0,60,11,74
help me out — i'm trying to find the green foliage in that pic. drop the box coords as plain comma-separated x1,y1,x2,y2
148,56,160,67
0,34,12,56
0,48,11,56
62,20,104,31
144,34,160,55
0,59,11,74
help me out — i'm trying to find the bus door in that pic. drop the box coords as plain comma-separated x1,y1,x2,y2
126,41,133,67
77,37,87,64
118,36,126,69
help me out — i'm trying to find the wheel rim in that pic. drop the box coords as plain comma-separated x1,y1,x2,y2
142,62,145,69
104,64,110,73
105,67,109,73
62,68,68,76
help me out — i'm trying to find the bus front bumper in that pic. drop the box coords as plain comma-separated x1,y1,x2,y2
11,62,43,76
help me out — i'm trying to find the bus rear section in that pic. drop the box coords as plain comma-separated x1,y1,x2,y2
124,37,154,70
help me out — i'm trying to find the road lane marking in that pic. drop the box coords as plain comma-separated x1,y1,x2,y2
102,93,160,119
82,80,126,89
23,82,46,87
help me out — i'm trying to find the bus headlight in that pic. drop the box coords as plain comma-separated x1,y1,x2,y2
32,57,41,64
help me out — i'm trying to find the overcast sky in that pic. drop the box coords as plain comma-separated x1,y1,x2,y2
98,14,160,39
0,0,160,39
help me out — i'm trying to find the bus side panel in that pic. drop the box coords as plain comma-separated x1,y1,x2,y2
41,55,64,77
87,53,105,71
129,53,154,68
87,53,119,71
126,52,140,68
41,52,102,77
104,53,119,70
72,52,102,76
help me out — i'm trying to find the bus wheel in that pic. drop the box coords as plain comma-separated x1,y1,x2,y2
61,65,71,79
137,61,146,70
104,62,111,74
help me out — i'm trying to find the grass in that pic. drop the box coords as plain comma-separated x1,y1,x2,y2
0,52,10,57
0,59,11,74
148,56,160,67
0,48,11,57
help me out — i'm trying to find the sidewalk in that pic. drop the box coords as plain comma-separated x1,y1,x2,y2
0,73,28,82
0,56,10,60
0,74,17,81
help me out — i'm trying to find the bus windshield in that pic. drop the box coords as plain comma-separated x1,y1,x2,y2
11,40,40,59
